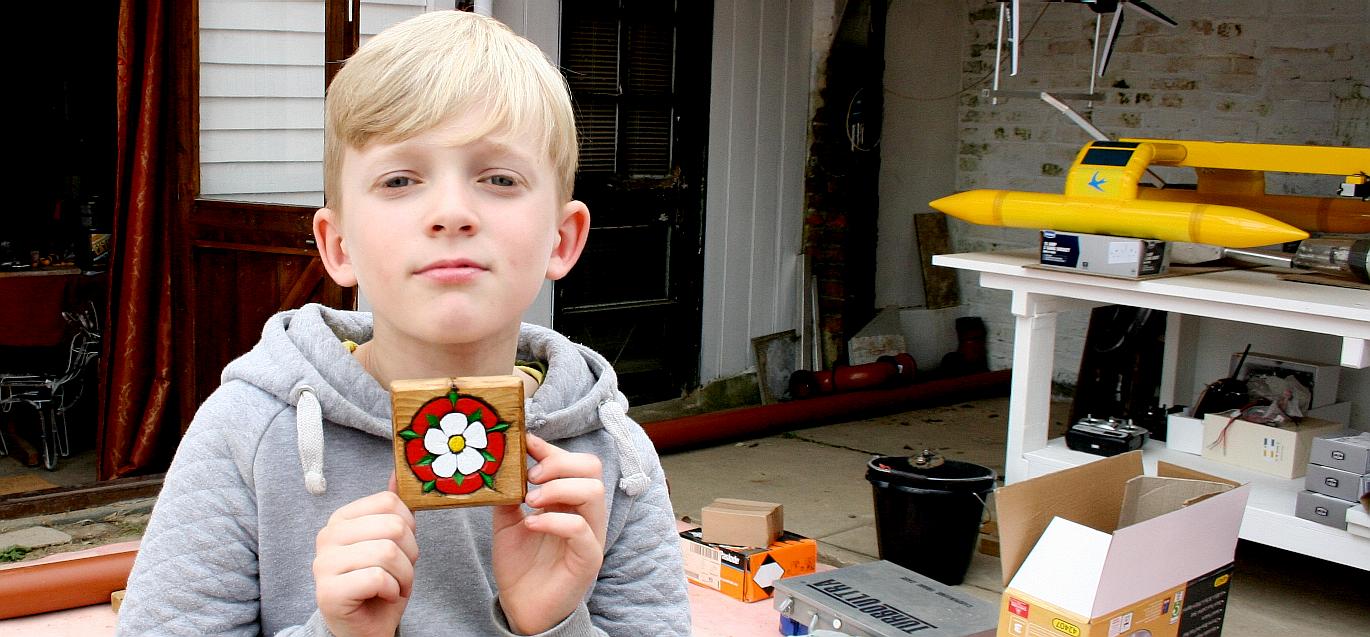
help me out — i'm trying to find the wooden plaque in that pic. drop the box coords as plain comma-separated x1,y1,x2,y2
391,376,526,510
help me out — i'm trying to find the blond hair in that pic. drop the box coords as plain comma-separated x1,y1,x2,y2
323,11,577,207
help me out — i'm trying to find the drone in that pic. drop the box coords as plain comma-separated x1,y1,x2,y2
997,0,1177,77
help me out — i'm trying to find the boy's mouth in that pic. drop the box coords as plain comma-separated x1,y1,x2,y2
415,258,487,283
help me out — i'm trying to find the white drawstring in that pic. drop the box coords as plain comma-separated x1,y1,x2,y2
598,397,649,497
293,385,327,495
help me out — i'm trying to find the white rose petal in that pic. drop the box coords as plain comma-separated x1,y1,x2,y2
424,428,450,456
439,412,469,437
432,453,459,478
463,420,487,449
456,447,484,475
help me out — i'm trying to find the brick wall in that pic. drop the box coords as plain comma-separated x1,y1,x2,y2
950,0,1370,389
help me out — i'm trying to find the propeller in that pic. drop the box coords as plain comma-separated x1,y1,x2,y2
1095,0,1178,76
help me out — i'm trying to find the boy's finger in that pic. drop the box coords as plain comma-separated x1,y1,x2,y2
315,539,417,599
523,512,604,564
524,433,557,462
388,471,398,494
319,565,406,605
527,448,603,484
525,479,606,545
328,491,415,529
316,514,420,563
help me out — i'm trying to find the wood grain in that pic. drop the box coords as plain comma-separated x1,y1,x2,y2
391,376,525,510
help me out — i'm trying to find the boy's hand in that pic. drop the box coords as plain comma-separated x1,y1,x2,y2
313,474,419,637
492,434,608,635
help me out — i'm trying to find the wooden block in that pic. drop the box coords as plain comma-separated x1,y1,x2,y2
111,590,126,613
915,212,960,309
391,376,526,510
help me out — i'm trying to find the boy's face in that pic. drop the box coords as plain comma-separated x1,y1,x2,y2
313,107,588,350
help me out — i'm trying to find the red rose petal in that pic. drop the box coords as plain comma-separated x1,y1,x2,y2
405,438,437,482
410,396,455,435
436,474,483,495
481,432,505,474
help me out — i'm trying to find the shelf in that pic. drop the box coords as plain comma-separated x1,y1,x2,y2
1024,437,1370,571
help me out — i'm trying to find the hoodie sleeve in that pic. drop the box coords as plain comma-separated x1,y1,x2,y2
116,385,329,636
583,429,692,636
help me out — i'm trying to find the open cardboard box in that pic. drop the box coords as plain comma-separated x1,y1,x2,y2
994,452,1250,637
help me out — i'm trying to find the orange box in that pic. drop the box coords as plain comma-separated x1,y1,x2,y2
679,527,817,602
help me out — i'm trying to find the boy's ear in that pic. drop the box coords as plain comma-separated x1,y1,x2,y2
313,207,358,288
545,200,591,281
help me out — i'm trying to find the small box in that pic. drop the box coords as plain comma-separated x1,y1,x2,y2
1304,464,1369,502
995,452,1248,637
701,498,783,547
1230,352,1341,409
1039,230,1169,278
1346,506,1370,540
680,527,817,603
1166,413,1204,455
1294,490,1356,530
1309,432,1370,474
1200,411,1345,478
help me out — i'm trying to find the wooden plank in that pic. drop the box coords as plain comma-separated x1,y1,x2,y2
915,212,960,309
200,129,324,163
391,377,526,510
0,475,164,520
201,96,324,131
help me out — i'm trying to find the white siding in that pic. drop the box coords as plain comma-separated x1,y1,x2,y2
198,0,448,206
700,0,814,383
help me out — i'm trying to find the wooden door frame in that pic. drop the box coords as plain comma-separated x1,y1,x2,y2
168,0,360,428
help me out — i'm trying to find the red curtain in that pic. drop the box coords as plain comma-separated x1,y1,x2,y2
100,0,176,479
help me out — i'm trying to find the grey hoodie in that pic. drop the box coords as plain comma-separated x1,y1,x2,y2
116,304,690,636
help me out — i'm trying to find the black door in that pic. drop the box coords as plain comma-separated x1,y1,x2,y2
557,0,711,404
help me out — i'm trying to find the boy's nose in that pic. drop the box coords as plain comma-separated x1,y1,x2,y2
425,185,479,235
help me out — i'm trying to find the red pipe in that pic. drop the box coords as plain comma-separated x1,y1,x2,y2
644,369,1011,453
0,541,139,619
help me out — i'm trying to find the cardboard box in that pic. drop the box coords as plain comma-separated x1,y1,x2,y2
1039,230,1169,278
1294,490,1356,530
1304,464,1369,503
1230,352,1340,409
701,498,783,547
1309,431,1370,474
679,527,816,603
1200,411,1345,478
995,452,1249,637
1166,413,1204,455
1345,506,1370,540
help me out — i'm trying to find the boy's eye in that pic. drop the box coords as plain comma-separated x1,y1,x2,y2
383,176,414,188
487,175,516,187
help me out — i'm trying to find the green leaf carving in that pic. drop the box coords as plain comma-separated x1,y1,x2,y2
416,455,435,466
448,390,459,407
481,473,495,489
399,429,420,440
470,408,484,423
454,474,464,486
489,422,510,433
422,480,436,493
480,449,496,463
426,414,440,429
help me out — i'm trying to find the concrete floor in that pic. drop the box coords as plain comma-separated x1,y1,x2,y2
657,396,1370,636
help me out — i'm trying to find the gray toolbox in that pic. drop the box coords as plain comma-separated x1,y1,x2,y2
772,560,997,637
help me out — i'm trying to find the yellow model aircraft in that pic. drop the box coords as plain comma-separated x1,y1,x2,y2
929,139,1370,248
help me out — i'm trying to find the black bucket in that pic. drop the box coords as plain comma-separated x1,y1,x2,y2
865,452,996,586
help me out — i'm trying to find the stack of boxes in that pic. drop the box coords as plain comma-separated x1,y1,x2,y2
1295,432,1370,531
680,498,818,603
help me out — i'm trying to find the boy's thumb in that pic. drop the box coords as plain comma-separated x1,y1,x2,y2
388,472,399,494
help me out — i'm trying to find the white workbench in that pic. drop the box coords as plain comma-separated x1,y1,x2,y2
933,250,1370,571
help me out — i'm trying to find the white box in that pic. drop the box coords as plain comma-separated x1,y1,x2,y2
1200,411,1345,479
1346,506,1370,540
1230,352,1341,409
1166,413,1204,455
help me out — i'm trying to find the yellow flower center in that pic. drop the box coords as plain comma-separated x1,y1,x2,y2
447,435,466,454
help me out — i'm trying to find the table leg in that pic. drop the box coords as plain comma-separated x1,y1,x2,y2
1005,294,1058,484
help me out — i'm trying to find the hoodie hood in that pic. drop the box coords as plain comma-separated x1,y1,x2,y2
221,303,648,497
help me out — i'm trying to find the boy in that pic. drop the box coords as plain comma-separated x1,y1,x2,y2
117,11,690,636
